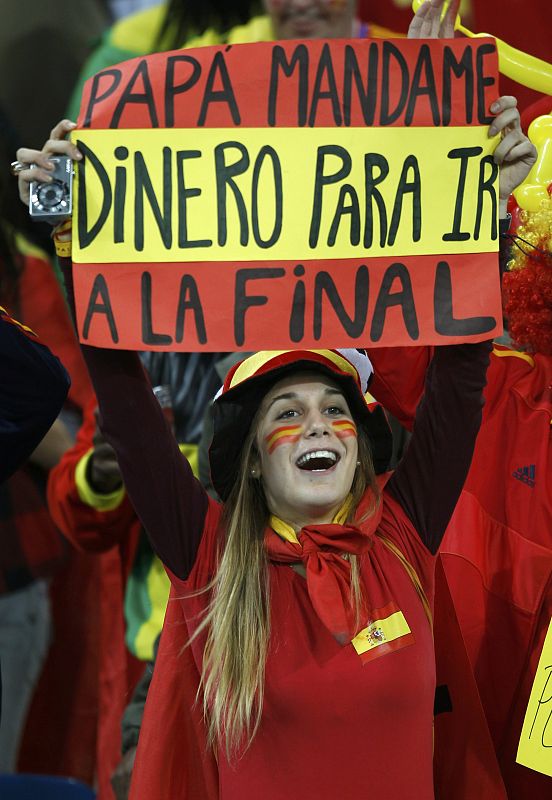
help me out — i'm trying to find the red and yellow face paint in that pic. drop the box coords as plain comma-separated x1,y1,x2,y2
331,419,357,440
264,424,303,454
264,418,357,454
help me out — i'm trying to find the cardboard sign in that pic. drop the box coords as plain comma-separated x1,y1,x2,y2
516,619,552,777
73,38,502,351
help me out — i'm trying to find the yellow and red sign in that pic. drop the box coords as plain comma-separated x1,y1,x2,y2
72,38,502,351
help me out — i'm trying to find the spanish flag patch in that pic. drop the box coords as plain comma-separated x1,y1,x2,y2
351,603,414,664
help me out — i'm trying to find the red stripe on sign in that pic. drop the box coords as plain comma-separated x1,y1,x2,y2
72,252,502,352
78,38,498,130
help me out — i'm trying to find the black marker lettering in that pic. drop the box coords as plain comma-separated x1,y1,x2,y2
234,267,285,346
434,261,496,335
314,265,369,340
371,262,419,342
82,274,119,343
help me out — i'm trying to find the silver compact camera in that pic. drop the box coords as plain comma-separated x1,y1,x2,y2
29,156,73,224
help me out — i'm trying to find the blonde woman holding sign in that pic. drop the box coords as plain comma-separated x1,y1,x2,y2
14,3,536,800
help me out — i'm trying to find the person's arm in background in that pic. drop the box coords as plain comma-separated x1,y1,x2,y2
47,396,137,553
0,306,70,484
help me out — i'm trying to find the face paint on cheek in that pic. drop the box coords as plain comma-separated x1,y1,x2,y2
331,420,357,440
265,424,303,454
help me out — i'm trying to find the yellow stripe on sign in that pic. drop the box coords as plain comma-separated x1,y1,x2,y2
351,611,411,655
72,126,498,265
492,347,535,368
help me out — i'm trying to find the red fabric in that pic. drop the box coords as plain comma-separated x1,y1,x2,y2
265,516,380,642
131,489,439,800
441,348,552,798
129,592,219,800
18,549,102,783
46,398,144,799
433,559,507,799
0,467,68,593
369,345,552,799
19,253,93,411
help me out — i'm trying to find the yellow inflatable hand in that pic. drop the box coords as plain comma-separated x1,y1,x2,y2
411,0,552,94
513,114,552,212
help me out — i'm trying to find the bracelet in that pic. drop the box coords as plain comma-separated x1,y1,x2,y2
52,218,73,258
53,237,72,258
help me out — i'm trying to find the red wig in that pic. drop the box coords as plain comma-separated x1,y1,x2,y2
502,199,552,355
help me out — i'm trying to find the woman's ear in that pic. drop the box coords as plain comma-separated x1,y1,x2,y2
249,459,262,480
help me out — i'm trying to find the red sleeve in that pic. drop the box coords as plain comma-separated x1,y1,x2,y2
47,396,137,552
19,253,93,412
368,346,432,431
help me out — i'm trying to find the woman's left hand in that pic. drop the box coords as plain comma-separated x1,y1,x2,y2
489,96,537,203
408,0,458,40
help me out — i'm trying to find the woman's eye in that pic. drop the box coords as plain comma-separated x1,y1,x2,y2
326,406,344,416
277,409,298,420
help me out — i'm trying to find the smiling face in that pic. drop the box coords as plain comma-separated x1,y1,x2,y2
263,0,356,41
253,371,359,530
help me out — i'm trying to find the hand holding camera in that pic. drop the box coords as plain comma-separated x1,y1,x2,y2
15,119,82,228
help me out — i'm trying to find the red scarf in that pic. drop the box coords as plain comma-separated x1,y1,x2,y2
265,522,375,644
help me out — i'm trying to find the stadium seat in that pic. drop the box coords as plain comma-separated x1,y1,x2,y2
0,774,96,799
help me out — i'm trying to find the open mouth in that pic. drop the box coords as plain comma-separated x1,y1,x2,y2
296,450,339,472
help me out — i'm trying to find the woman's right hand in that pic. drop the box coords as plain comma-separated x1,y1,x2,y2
16,119,82,208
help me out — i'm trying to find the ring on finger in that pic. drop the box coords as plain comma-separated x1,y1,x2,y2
10,160,29,176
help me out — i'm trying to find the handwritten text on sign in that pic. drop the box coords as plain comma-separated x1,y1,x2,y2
73,38,502,351
517,619,552,777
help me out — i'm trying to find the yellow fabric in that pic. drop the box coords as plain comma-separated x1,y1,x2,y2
13,231,49,261
132,554,171,660
107,10,398,54
492,347,535,368
351,610,411,655
0,304,35,335
378,535,433,631
110,3,166,52
110,7,273,53
229,350,360,391
128,443,197,658
75,448,126,510
270,493,354,545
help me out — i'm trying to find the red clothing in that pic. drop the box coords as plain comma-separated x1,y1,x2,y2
18,252,92,411
173,487,436,799
68,318,494,798
47,398,144,800
369,345,552,799
442,348,552,799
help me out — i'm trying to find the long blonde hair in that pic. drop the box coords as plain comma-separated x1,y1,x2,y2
190,411,380,759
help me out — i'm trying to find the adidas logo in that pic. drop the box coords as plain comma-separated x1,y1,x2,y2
512,464,536,488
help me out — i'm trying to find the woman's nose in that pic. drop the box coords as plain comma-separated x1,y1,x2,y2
304,411,330,436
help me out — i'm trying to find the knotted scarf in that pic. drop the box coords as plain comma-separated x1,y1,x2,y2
265,494,385,644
